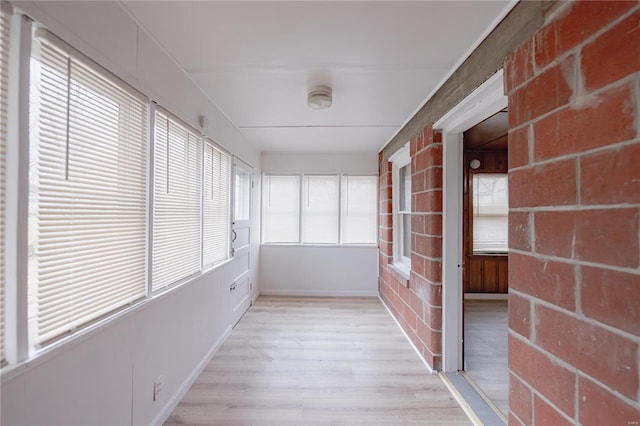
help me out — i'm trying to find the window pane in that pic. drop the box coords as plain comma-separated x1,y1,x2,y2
263,175,300,243
302,175,338,244
0,7,8,362
152,111,202,290
399,163,411,212
203,141,230,268
234,168,250,221
29,38,148,345
402,213,411,258
341,175,377,244
472,173,508,253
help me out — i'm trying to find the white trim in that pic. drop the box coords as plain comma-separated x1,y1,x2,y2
441,132,464,372
434,70,506,133
464,293,509,300
389,143,411,271
153,325,232,426
379,296,434,375
435,69,507,373
260,289,379,297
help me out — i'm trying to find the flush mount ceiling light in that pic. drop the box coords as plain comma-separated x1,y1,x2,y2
307,85,332,109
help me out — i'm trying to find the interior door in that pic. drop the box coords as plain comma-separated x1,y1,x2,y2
230,157,253,326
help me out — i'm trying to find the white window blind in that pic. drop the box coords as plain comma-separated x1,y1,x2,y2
472,173,508,253
262,175,300,243
341,175,377,244
302,175,338,244
152,110,202,290
203,139,230,268
0,5,9,362
29,32,148,346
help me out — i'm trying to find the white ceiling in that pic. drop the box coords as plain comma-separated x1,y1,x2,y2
121,1,512,152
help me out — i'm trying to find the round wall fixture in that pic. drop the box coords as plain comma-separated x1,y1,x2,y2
307,86,332,109
470,159,481,170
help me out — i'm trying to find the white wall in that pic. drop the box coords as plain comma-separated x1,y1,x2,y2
259,151,379,297
260,245,378,296
2,1,261,425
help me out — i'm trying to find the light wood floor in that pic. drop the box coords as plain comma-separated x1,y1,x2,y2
166,296,470,426
464,299,509,417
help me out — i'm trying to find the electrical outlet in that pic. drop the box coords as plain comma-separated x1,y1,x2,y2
153,376,163,401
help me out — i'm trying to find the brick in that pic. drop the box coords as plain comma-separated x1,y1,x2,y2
505,38,534,94
424,303,442,331
509,335,576,417
424,259,442,284
412,170,426,193
509,374,532,425
508,126,529,169
509,158,577,208
581,143,640,205
425,166,442,190
535,208,639,268
417,320,442,354
534,83,635,161
509,56,575,128
509,253,575,311
508,293,531,338
414,190,442,213
583,10,640,92
433,131,442,143
421,125,434,152
579,376,640,426
415,149,429,173
409,290,423,318
509,211,531,252
535,304,639,399
411,215,425,235
423,214,442,236
533,396,572,426
581,266,640,337
535,1,635,70
414,234,441,259
424,144,442,168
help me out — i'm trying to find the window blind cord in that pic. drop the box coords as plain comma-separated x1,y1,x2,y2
64,57,71,180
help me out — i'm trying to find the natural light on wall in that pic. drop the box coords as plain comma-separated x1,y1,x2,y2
472,173,508,253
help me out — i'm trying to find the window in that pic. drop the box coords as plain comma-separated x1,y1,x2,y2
472,173,508,253
152,110,202,291
28,31,148,346
262,174,377,245
263,175,300,243
0,5,8,362
390,145,411,275
234,167,251,222
302,175,339,244
341,175,377,244
202,139,231,268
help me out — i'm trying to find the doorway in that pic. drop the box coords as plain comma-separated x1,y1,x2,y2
435,69,508,420
461,110,509,417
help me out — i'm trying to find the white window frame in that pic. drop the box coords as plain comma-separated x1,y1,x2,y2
389,144,411,279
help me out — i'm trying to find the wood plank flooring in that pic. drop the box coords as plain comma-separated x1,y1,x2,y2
166,296,470,426
463,299,509,417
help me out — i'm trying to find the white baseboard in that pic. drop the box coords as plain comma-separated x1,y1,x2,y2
259,289,379,297
152,325,233,425
464,293,508,300
378,296,434,375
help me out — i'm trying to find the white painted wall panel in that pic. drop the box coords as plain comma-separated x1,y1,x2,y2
262,151,378,175
260,245,378,297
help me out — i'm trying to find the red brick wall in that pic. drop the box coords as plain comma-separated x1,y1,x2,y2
378,125,444,370
505,2,640,425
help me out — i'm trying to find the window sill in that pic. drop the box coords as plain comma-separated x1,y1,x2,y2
389,262,410,287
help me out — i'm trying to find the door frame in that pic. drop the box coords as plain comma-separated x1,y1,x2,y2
433,69,507,372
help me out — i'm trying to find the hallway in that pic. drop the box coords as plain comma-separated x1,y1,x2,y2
166,297,470,425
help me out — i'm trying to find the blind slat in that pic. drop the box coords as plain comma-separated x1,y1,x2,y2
29,38,148,345
0,6,9,363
